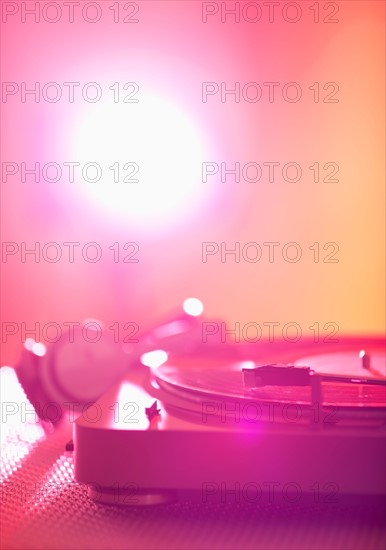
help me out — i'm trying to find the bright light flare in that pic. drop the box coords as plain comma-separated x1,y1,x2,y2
31,342,47,357
24,338,35,351
140,350,168,368
24,338,47,357
71,93,209,229
183,297,204,316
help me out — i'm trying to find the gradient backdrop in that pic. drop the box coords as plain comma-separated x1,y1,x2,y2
1,0,385,365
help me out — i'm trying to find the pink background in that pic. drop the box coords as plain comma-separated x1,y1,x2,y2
1,0,385,365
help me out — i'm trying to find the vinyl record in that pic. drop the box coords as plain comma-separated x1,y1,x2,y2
151,347,386,425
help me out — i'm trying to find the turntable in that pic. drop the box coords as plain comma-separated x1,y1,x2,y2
72,337,386,506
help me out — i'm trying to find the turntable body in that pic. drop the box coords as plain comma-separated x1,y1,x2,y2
74,339,386,503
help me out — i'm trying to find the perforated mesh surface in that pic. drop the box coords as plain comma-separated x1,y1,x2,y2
1,367,385,550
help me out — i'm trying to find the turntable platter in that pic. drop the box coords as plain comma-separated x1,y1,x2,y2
152,348,386,411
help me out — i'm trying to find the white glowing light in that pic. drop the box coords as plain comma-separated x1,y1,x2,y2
32,342,47,357
72,93,208,229
183,297,204,317
240,361,255,370
24,338,35,351
140,350,168,368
